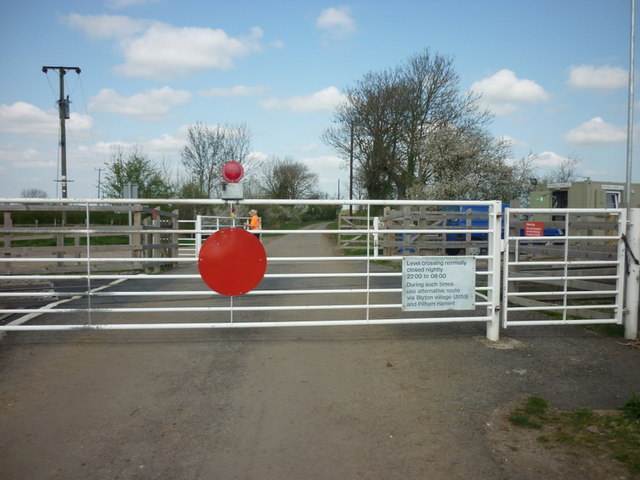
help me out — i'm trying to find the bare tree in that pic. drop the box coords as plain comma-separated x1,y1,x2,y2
553,153,581,183
21,188,48,198
259,157,319,199
532,152,582,186
180,122,253,198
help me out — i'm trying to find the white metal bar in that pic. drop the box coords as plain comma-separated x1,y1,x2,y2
1,254,484,263
508,207,624,215
507,260,619,267
0,288,401,298
1,227,494,236
614,209,628,327
501,207,511,329
85,202,93,326
506,275,619,281
0,287,495,298
5,197,505,206
509,234,621,240
507,304,618,312
506,290,616,297
366,204,371,323
486,201,502,340
0,316,493,332
625,209,640,339
505,319,619,327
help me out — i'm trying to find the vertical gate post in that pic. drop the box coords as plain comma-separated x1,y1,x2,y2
195,215,203,255
625,208,640,340
486,201,502,341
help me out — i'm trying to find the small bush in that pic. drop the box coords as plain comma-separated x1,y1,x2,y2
509,413,543,429
622,393,640,420
508,396,547,429
524,396,548,416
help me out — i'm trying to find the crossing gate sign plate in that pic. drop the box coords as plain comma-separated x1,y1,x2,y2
402,256,475,311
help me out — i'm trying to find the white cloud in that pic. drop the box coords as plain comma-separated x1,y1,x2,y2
301,154,344,170
0,145,53,169
93,128,188,159
0,102,92,136
247,150,269,164
316,6,356,39
115,24,264,79
533,151,571,169
63,13,151,39
470,69,549,115
299,143,319,153
0,102,58,136
260,87,345,113
564,117,627,145
270,39,285,49
145,132,187,155
63,14,265,80
567,65,627,89
107,0,160,9
199,85,266,98
498,135,528,148
89,87,191,119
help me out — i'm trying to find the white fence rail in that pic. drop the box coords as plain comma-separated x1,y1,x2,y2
0,198,503,339
1,198,638,341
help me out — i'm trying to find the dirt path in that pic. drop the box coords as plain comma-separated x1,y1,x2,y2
0,226,638,479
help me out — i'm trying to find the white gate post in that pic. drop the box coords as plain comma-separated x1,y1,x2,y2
373,216,379,258
486,201,502,341
195,215,203,256
625,208,640,340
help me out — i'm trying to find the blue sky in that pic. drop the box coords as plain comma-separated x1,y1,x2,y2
0,0,637,199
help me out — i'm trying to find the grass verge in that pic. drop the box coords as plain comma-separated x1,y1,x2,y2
509,394,640,477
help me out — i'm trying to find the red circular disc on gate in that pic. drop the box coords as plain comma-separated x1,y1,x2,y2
198,228,266,296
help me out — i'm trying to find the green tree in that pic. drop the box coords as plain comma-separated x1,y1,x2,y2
259,156,319,199
175,178,211,219
103,146,174,198
323,48,528,202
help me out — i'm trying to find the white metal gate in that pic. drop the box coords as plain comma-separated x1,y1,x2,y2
502,208,627,328
0,198,503,339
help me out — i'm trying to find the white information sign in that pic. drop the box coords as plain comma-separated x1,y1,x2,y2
402,256,476,311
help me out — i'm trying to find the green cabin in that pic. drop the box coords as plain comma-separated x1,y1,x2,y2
529,180,640,209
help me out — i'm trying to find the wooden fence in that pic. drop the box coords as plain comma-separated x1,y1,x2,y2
338,206,495,256
1,203,179,275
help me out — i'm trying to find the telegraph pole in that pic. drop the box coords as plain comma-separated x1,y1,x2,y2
95,167,102,199
42,66,81,198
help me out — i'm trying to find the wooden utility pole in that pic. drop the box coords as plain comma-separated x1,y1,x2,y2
42,66,81,198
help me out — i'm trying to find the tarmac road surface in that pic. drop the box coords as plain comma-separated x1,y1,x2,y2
0,225,638,479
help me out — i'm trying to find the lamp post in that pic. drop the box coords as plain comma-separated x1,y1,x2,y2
625,0,635,209
349,121,354,216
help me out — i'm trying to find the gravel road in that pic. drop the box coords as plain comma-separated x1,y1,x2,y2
0,225,638,479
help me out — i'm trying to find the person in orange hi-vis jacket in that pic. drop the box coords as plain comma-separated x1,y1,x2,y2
246,209,262,239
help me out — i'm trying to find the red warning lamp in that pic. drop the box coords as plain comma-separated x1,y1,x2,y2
222,161,244,183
